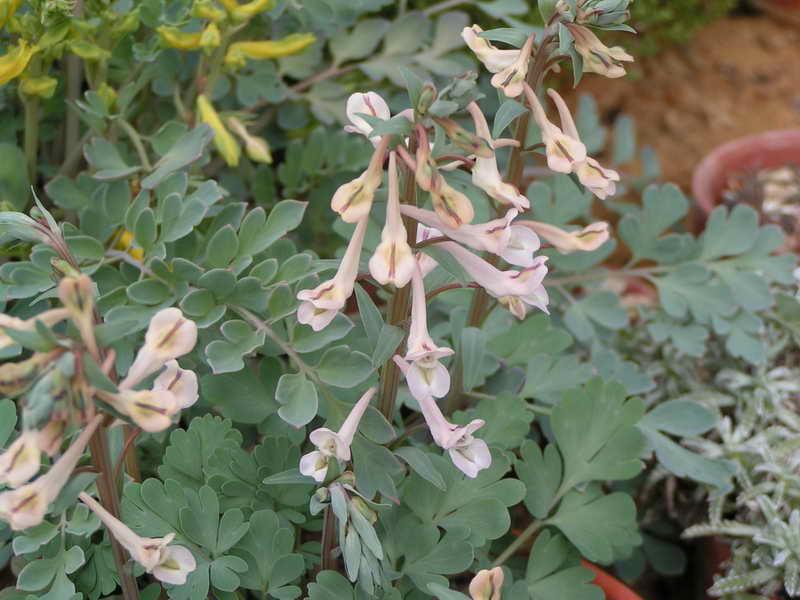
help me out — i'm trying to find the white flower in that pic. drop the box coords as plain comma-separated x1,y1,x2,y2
501,224,541,268
121,308,198,389
152,360,199,410
489,33,535,98
331,136,389,223
0,416,101,531
79,492,196,585
344,92,391,146
96,389,180,433
467,102,530,210
523,83,587,174
470,567,504,600
461,25,519,73
393,356,491,478
0,431,41,488
299,387,376,482
520,220,610,254
567,23,633,79
297,217,369,331
368,152,415,288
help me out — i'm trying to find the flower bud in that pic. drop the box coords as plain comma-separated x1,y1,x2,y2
97,83,117,112
157,26,203,51
416,83,437,117
227,117,272,164
196,94,241,167
469,567,504,600
224,33,316,70
19,75,57,99
433,116,494,159
200,22,221,53
349,496,377,524
0,352,51,398
58,274,99,358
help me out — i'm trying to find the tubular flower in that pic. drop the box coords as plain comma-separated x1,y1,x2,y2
120,308,198,389
400,265,455,400
331,136,389,223
200,22,221,53
434,116,494,159
36,419,66,458
0,415,101,531
221,0,274,21
523,83,587,174
520,220,610,254
79,493,197,585
438,242,549,316
152,360,199,410
297,217,369,331
501,224,542,268
401,205,515,257
58,274,99,358
393,357,490,478
415,225,440,278
0,352,52,398
0,40,36,86
344,91,391,147
470,567,505,600
227,117,272,164
369,153,415,288
467,102,529,210
224,33,316,69
430,173,475,229
546,89,620,198
196,94,240,167
299,387,376,482
0,309,70,352
490,33,535,98
461,25,519,73
157,26,204,51
567,23,633,79
0,431,41,488
192,0,227,21
96,389,180,433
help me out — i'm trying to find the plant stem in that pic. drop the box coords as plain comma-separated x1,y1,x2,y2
378,135,418,420
116,119,152,170
320,507,337,571
88,429,141,600
64,0,84,166
23,96,40,184
492,520,542,567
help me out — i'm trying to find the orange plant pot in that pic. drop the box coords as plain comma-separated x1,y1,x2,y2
582,561,645,600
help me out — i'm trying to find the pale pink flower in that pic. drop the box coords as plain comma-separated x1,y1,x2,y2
0,431,41,489
121,308,198,389
567,23,633,79
467,102,529,210
393,357,491,478
344,92,391,146
470,567,505,600
523,84,587,174
520,220,610,254
415,225,440,278
331,136,389,223
0,308,70,351
297,217,369,332
461,25,519,73
369,153,415,288
0,415,101,531
152,360,199,410
299,387,376,482
501,224,541,268
96,389,180,433
79,492,196,585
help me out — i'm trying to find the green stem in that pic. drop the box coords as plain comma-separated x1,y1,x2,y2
492,520,542,567
116,119,152,170
23,96,40,184
378,135,418,420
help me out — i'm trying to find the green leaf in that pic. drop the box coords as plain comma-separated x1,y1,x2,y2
205,320,265,374
453,395,533,450
127,279,172,305
700,204,759,261
352,435,403,501
551,378,645,489
647,319,708,357
492,99,528,138
523,354,592,399
292,313,353,353
395,447,446,491
564,291,628,340
0,143,30,209
316,345,373,388
526,530,603,600
640,400,717,436
0,399,18,447
257,200,308,251
134,207,157,251
612,114,636,165
641,429,734,492
655,263,735,322
517,440,562,519
307,571,354,600
276,373,318,427
331,19,390,64
201,359,279,424
618,184,691,263
84,138,141,180
205,225,239,269
547,487,641,564
354,283,383,351
371,323,405,367
459,327,486,392
142,125,213,190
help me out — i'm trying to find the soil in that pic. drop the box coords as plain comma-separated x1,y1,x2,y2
562,16,800,195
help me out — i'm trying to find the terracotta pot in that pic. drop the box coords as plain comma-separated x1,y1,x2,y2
754,0,800,24
582,561,644,600
691,129,800,219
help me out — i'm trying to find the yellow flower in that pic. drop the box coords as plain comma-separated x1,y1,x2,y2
20,75,57,99
199,22,221,53
157,26,203,51
192,0,227,22
227,117,271,164
196,94,240,167
224,33,316,70
67,40,111,61
0,0,22,29
220,0,273,21
112,230,143,261
0,40,36,86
